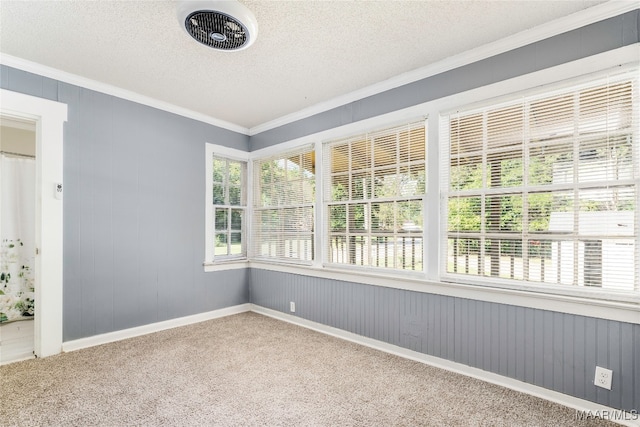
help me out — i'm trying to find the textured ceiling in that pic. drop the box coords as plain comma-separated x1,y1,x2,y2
0,1,610,131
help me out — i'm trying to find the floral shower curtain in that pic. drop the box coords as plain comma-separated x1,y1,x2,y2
0,154,35,323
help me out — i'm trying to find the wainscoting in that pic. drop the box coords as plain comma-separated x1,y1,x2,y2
249,268,639,413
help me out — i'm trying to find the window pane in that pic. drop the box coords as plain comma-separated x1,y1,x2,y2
331,144,350,174
484,238,524,279
348,203,367,232
398,201,422,232
448,237,482,275
485,195,522,232
331,175,349,201
487,105,523,150
529,94,574,143
212,184,225,205
228,185,241,206
487,155,523,188
329,205,346,232
215,208,228,231
231,209,243,230
450,159,483,191
579,135,634,182
529,143,573,186
230,232,242,255
398,166,423,197
351,138,371,171
373,134,397,167
228,161,242,186
372,202,395,232
215,233,228,255
450,113,483,156
253,148,315,263
399,126,426,163
448,197,481,232
528,191,573,233
351,172,371,200
209,155,246,261
213,158,226,183
373,168,398,198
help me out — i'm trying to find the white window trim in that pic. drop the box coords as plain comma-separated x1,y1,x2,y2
244,45,640,324
439,69,639,294
321,119,428,273
204,143,250,272
250,144,316,265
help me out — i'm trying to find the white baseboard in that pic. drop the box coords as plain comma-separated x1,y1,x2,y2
57,302,638,426
62,303,251,353
251,304,640,427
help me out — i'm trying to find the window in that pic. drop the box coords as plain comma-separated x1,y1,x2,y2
442,70,639,294
252,147,315,263
324,121,426,271
209,154,247,261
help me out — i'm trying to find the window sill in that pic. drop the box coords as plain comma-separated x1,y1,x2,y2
204,259,249,272
248,260,640,325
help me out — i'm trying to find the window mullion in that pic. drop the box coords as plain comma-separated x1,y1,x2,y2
572,92,580,286
522,101,530,281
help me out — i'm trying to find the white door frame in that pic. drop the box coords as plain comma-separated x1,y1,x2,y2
1,88,66,357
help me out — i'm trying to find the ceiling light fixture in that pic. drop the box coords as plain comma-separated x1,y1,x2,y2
177,0,258,51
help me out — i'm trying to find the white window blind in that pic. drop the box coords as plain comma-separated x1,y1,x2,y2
212,156,246,259
324,121,426,271
442,70,639,294
252,146,315,263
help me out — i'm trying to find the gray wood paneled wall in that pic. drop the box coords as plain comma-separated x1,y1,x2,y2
249,268,639,412
0,65,250,341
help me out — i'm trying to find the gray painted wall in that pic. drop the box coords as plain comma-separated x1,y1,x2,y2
0,66,250,341
250,9,640,150
249,268,639,412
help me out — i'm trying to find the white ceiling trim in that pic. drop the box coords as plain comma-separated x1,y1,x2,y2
1,1,636,138
0,53,250,135
248,0,639,136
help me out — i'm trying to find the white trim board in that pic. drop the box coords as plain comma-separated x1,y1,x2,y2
62,303,251,353
252,304,640,427
1,2,636,138
249,1,640,135
0,54,249,136
53,301,638,425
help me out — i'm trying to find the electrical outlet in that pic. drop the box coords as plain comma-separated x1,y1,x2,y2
290,301,295,313
594,366,612,390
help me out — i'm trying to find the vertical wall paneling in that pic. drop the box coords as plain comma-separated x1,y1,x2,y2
86,89,115,336
608,321,621,409
620,323,634,410
1,67,250,342
573,316,587,400
584,317,598,402
506,305,517,380
249,268,638,412
59,82,82,340
109,98,144,332
562,314,575,397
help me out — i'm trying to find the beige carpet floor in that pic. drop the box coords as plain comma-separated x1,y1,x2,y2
0,312,613,426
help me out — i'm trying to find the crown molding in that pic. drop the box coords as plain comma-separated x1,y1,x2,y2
0,53,250,135
249,1,639,136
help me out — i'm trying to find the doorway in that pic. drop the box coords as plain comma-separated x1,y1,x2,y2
0,88,66,360
0,118,36,363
